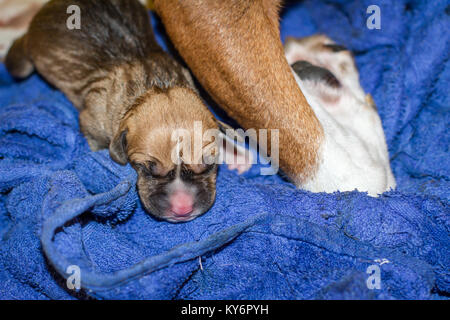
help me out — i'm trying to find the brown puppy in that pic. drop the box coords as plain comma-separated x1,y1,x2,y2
5,0,219,222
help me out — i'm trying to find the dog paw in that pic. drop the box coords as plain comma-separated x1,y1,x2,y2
227,162,252,175
222,142,253,175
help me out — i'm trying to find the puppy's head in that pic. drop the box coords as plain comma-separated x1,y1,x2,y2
110,87,220,222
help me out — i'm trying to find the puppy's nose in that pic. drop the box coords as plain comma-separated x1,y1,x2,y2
169,190,194,216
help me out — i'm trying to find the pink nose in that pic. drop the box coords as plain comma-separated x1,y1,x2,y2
169,191,194,216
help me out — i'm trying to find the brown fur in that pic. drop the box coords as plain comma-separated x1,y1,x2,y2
154,0,324,184
124,87,217,170
5,0,218,166
5,0,219,220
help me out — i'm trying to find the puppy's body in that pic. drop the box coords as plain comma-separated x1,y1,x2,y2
6,0,219,222
7,0,195,148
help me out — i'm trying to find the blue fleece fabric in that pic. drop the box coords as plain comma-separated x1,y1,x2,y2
0,0,448,299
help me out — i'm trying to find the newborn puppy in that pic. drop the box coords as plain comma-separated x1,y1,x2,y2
285,35,396,195
5,0,219,222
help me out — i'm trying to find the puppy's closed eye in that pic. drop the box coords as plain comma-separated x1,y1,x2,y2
180,164,217,181
186,163,217,175
133,161,175,179
181,166,194,180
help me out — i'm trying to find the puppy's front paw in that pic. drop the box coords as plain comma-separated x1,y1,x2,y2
227,159,252,175
223,143,253,175
219,130,254,175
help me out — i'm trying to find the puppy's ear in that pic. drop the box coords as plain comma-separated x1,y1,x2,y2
291,60,342,107
109,129,128,165
291,60,341,89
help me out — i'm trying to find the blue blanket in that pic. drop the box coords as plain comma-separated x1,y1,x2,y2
0,0,448,299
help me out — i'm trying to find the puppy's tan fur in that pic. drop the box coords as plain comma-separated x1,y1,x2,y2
6,0,219,220
123,87,217,173
6,0,217,171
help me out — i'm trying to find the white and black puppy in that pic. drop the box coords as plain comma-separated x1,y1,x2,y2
285,35,396,196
